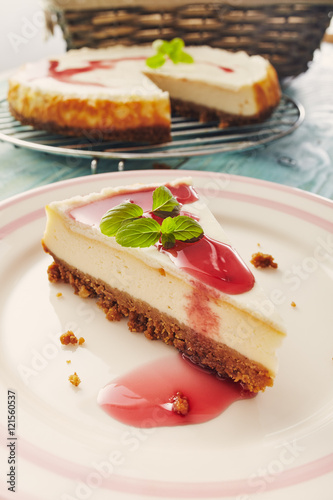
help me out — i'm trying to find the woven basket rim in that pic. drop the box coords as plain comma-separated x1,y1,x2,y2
43,0,333,11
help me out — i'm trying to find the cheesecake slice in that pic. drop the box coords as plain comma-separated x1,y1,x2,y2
42,178,285,392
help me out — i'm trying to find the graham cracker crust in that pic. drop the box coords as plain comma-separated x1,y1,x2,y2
46,253,273,392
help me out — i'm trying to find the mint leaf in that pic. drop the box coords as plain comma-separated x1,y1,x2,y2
152,186,181,218
146,53,166,69
178,52,194,64
161,233,176,249
167,38,193,65
171,38,185,51
152,39,165,53
100,202,143,237
161,216,176,234
168,38,184,64
115,218,161,248
160,215,203,248
160,217,176,248
172,216,203,242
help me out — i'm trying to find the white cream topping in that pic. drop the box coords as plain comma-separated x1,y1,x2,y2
10,46,164,101
146,46,269,90
10,45,269,102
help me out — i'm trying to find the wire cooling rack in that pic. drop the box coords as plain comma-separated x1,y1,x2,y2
0,95,304,172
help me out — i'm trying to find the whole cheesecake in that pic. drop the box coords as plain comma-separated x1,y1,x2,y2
8,45,281,144
42,178,286,392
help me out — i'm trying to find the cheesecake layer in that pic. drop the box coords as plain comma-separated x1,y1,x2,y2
42,179,285,390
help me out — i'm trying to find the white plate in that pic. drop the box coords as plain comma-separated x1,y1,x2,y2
0,170,333,500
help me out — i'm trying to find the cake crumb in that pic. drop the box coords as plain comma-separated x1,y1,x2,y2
69,372,81,387
60,331,86,346
291,301,296,308
171,392,189,416
56,292,63,297
158,268,166,277
66,360,71,364
250,252,278,269
60,330,78,345
78,285,92,298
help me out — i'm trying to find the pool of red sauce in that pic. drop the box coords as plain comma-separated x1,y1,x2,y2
70,183,256,427
98,354,255,428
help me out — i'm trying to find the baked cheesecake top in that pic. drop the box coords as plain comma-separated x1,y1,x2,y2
9,44,271,98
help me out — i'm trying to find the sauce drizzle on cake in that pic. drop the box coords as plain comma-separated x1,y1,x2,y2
32,58,234,87
160,236,254,295
48,57,147,87
69,183,254,295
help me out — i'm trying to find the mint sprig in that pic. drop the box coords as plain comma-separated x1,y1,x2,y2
146,38,194,69
115,216,203,248
99,186,203,249
160,217,176,249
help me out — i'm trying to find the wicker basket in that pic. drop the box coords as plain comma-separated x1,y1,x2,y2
44,0,332,78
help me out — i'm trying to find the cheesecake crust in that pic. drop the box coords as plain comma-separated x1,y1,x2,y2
171,97,277,128
45,249,273,393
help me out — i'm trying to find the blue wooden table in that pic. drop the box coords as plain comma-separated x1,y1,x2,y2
1,43,332,202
